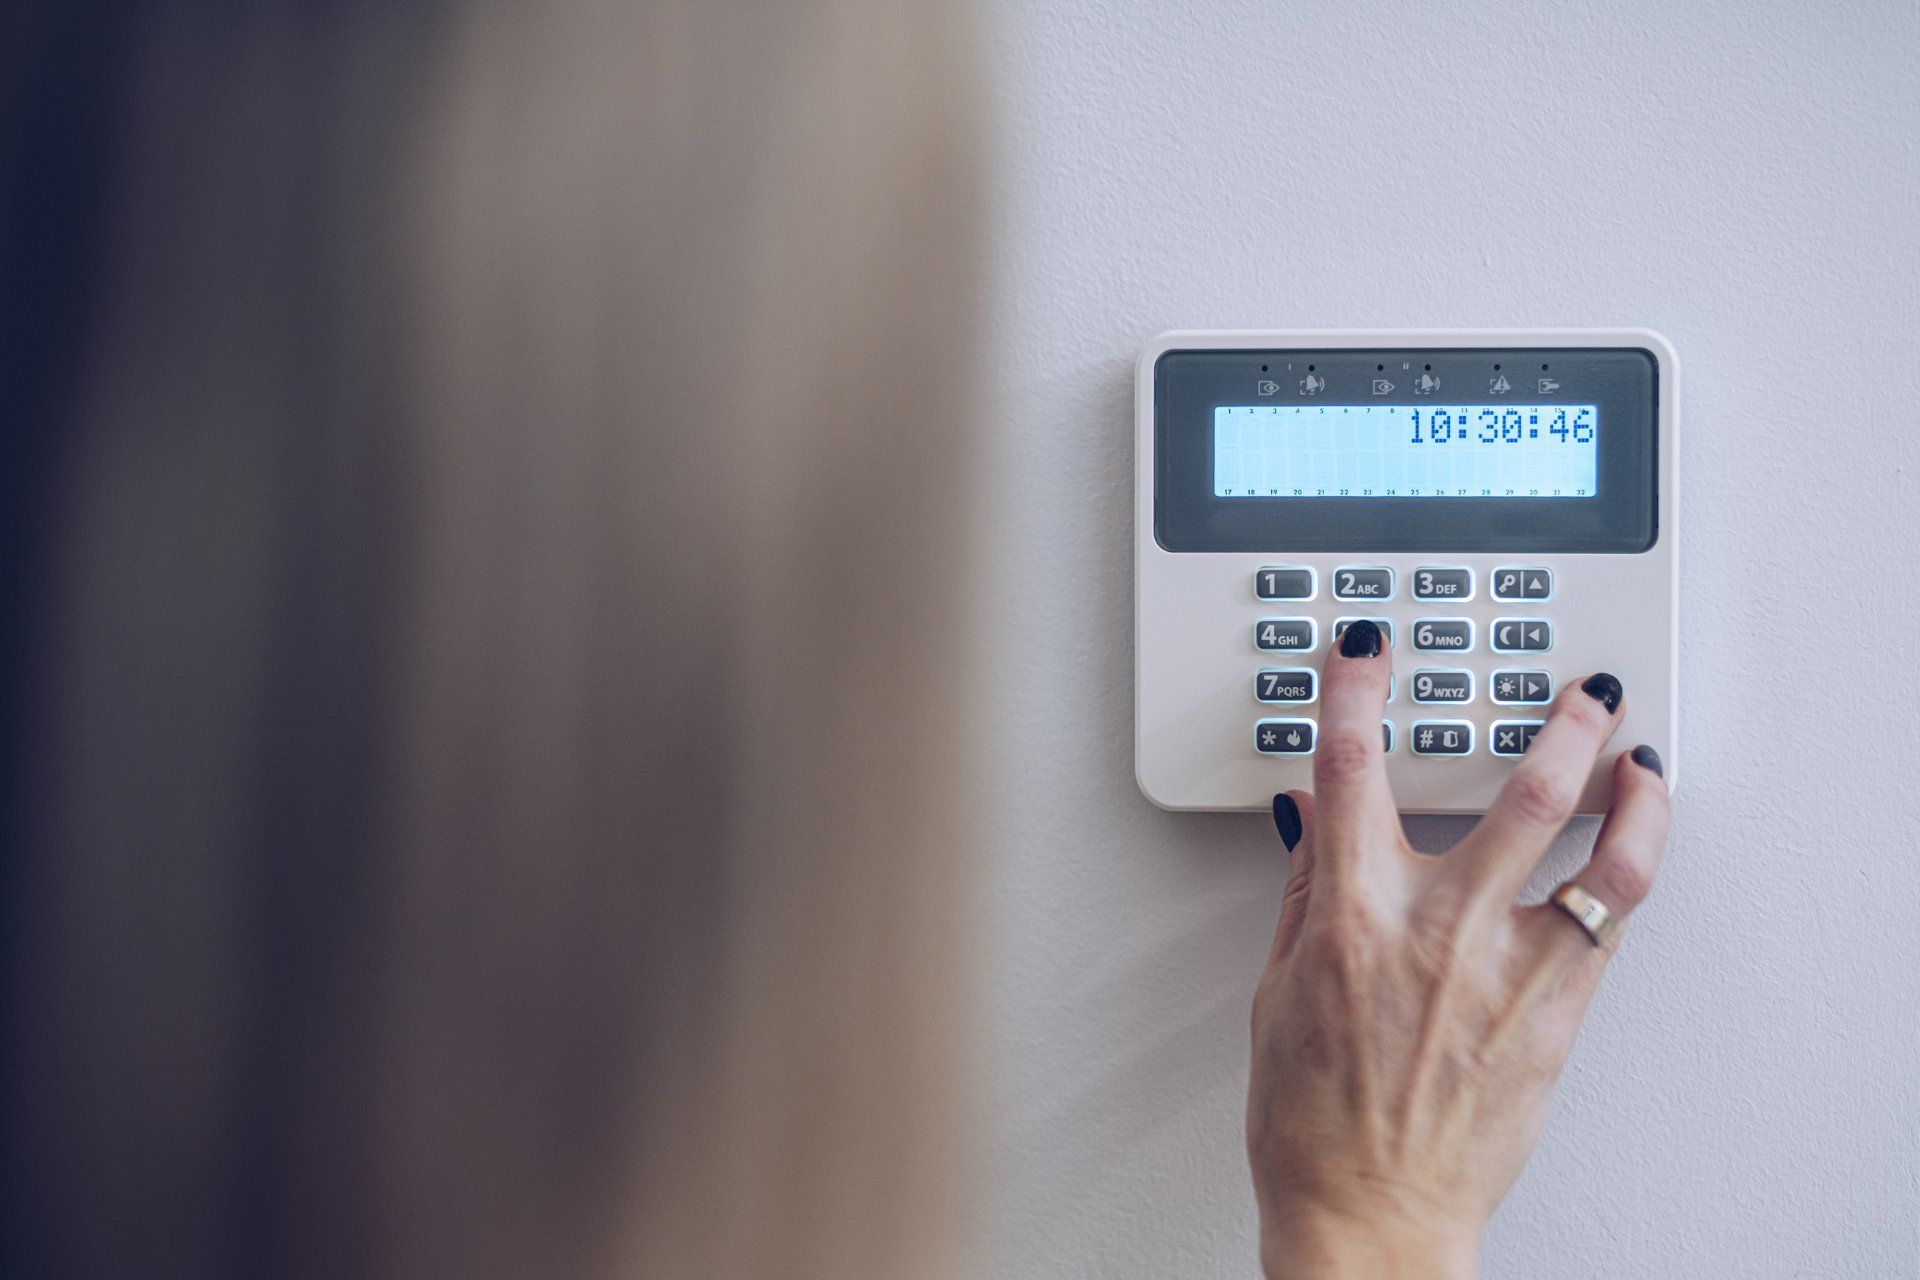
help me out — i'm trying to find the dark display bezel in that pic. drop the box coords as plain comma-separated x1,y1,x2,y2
1153,346,1658,553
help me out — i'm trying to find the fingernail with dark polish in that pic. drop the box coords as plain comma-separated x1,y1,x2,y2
1273,794,1303,851
1630,744,1664,777
1338,618,1382,659
1581,672,1623,713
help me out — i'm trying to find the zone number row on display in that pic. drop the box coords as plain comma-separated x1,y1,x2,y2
1255,718,1548,758
1254,566,1553,603
1255,618,1554,654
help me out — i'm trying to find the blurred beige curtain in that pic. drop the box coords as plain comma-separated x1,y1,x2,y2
6,3,984,1278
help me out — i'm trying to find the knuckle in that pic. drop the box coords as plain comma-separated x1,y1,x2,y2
1506,766,1577,829
1315,732,1375,785
1307,894,1385,972
1594,849,1656,909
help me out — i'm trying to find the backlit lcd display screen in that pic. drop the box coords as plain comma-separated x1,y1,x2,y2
1213,404,1598,499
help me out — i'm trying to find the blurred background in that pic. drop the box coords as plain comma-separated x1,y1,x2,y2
5,2,1918,1279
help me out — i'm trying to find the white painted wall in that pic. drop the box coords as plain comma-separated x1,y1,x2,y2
977,1,1920,1275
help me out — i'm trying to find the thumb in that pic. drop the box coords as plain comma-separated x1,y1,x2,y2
1267,790,1318,966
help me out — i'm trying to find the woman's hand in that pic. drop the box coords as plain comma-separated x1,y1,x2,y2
1247,620,1671,1280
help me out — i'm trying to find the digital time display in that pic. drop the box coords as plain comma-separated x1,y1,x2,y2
1213,404,1599,499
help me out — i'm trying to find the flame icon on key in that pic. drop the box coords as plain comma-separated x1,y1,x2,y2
1285,730,1301,747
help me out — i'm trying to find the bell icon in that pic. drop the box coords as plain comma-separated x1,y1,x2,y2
1414,371,1440,394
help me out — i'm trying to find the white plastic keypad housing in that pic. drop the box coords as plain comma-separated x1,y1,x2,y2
1135,329,1678,815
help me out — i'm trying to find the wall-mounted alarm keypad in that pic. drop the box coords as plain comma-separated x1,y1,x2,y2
1135,329,1678,814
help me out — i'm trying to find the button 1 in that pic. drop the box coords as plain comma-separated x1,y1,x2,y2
1255,618,1317,652
1331,566,1394,601
1382,720,1394,754
1410,669,1474,704
1491,566,1553,601
1490,720,1545,757
1255,718,1316,755
1411,618,1474,653
1255,566,1316,601
1256,668,1316,704
1411,566,1473,601
1332,617,1394,649
1490,670,1552,704
1491,618,1553,653
1410,720,1474,757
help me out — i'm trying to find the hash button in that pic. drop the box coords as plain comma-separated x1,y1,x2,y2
1410,720,1474,757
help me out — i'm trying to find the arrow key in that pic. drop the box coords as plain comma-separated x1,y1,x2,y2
1492,618,1554,653
1491,669,1553,705
1492,566,1554,601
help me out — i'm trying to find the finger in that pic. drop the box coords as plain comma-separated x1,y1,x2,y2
1268,790,1317,966
1311,620,1396,844
1532,746,1670,979
1452,673,1625,898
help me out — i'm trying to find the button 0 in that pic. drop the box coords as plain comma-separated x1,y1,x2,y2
1412,618,1474,652
1491,670,1552,704
1491,619,1553,652
1411,566,1473,601
1255,718,1316,755
1490,720,1545,757
1256,618,1316,652
1256,566,1315,600
1492,567,1553,601
1331,566,1393,601
1332,617,1394,649
1256,668,1316,704
1410,720,1474,757
1410,669,1473,704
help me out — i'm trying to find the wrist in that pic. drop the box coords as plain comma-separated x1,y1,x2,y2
1259,1203,1477,1280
